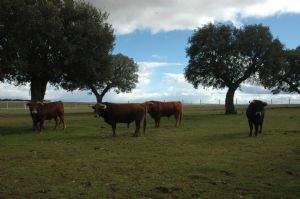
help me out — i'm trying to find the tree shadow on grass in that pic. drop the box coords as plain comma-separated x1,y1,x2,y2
42,129,142,142
0,126,34,136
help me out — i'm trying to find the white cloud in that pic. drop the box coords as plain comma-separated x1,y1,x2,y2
135,61,184,87
151,54,168,59
163,73,186,84
0,83,30,99
138,61,183,69
88,0,300,34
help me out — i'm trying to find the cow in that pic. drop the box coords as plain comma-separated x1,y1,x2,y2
92,102,147,137
26,101,66,132
145,101,182,128
246,100,267,136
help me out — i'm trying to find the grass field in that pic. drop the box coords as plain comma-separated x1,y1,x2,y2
0,105,300,199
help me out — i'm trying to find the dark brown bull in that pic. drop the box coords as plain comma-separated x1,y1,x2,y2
145,101,182,127
92,102,147,137
246,100,267,136
26,101,66,132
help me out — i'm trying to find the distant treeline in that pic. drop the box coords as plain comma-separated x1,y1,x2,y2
0,99,51,102
0,99,29,101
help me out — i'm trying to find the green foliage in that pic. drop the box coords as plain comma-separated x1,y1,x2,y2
185,23,279,89
260,46,300,94
0,0,64,84
185,23,283,114
0,105,300,198
0,0,114,100
60,0,115,91
89,53,139,102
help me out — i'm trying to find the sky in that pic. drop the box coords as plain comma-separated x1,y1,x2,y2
1,0,300,104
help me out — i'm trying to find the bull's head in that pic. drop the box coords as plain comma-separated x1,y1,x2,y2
92,103,107,117
26,101,43,115
145,101,155,113
250,100,267,118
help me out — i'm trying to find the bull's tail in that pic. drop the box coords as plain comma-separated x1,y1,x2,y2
143,112,147,135
142,103,148,135
179,111,182,125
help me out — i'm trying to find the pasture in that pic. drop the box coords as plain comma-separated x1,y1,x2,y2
0,104,300,198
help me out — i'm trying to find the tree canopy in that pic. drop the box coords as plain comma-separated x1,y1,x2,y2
0,0,114,101
260,46,300,94
89,53,139,103
185,23,283,114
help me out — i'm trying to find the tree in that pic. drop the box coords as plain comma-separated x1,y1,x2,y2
185,23,283,114
0,0,114,101
260,46,300,94
1,0,64,100
78,53,138,103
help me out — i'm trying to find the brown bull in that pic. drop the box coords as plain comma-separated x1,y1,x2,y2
145,101,182,127
92,102,147,137
26,101,66,132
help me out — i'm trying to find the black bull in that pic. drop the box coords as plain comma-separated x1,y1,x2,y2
92,102,147,137
246,100,267,136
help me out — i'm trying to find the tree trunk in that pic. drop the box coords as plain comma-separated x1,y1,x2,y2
225,87,237,114
90,85,111,103
30,78,48,101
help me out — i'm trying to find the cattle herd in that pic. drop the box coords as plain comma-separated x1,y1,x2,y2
26,100,267,137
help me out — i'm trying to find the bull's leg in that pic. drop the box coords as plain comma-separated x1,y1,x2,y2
33,120,38,131
175,114,179,127
54,117,59,130
143,116,146,135
59,115,66,130
254,123,259,136
156,117,161,128
259,122,263,134
39,120,44,133
179,112,182,125
112,123,116,137
154,118,158,128
133,120,141,137
248,120,253,136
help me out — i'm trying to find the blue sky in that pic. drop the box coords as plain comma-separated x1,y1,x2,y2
1,0,300,104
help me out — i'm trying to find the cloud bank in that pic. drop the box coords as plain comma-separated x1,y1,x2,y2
88,0,300,34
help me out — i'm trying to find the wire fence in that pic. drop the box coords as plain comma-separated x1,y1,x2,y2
183,98,300,105
0,101,92,110
1,98,299,110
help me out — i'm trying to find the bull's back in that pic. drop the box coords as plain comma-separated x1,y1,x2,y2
160,101,182,116
108,104,145,123
43,102,64,118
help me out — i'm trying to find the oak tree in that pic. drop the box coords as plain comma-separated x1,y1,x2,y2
185,23,283,114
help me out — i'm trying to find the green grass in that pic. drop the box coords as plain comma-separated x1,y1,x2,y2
0,105,300,198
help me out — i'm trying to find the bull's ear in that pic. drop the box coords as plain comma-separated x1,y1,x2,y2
263,102,268,106
92,106,95,109
26,102,31,106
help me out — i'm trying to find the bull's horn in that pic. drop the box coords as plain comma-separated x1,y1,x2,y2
99,103,107,109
